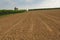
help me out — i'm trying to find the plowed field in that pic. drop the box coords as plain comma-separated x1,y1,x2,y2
0,9,60,40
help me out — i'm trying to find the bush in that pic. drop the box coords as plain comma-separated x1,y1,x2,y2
0,10,26,16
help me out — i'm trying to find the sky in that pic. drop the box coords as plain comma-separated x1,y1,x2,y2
0,0,60,9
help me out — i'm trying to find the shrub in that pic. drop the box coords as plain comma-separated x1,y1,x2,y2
0,10,26,16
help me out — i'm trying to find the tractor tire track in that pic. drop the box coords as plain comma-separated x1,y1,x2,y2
0,13,29,40
0,10,60,40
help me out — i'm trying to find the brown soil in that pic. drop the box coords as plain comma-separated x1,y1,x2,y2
0,10,60,40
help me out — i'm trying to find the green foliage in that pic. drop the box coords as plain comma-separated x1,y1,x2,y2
29,8,60,11
0,10,26,16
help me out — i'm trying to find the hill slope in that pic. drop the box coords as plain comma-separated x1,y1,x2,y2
0,9,60,40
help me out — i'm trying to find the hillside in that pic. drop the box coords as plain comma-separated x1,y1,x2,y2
0,9,60,40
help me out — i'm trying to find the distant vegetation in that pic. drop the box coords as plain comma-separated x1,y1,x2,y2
0,8,60,16
0,10,26,16
29,8,60,11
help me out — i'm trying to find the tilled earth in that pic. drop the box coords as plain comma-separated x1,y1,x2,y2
0,10,60,40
